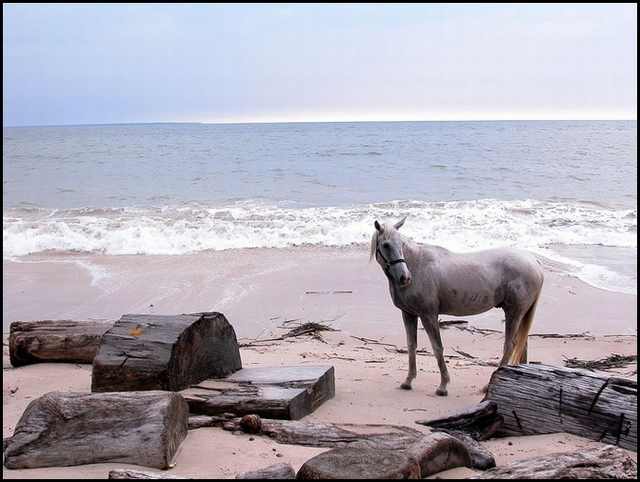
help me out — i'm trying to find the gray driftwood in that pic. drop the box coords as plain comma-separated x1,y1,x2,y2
182,366,334,420
236,462,296,479
468,445,637,479
224,416,424,450
415,400,504,441
405,432,490,477
92,312,241,392
211,415,494,472
9,319,112,367
109,469,187,479
3,391,188,469
484,364,637,451
297,447,421,479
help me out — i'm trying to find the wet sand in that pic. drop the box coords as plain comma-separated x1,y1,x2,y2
2,246,637,478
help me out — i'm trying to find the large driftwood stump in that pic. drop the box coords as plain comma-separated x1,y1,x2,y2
92,312,241,392
182,366,334,420
468,445,637,479
9,320,112,367
236,462,296,479
296,447,421,479
3,391,188,469
484,364,637,451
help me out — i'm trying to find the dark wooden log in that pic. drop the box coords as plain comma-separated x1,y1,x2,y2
9,319,112,367
435,430,496,471
296,447,421,479
415,401,504,441
182,366,334,420
484,364,637,451
109,469,186,479
92,312,242,392
468,445,637,479
227,416,424,450
3,391,188,469
216,414,494,473
405,433,476,477
236,462,296,479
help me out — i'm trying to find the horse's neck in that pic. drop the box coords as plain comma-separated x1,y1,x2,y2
401,237,441,262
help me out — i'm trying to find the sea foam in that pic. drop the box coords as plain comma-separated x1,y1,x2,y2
3,198,637,294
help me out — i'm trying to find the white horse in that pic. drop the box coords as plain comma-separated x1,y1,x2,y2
371,217,544,396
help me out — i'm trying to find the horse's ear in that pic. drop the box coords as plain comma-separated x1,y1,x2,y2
374,220,383,232
394,216,407,230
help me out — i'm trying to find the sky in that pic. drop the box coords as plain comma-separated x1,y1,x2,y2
2,3,637,126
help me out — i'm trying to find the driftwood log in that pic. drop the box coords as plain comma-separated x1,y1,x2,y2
415,400,503,441
236,462,296,479
9,319,112,367
92,312,242,392
484,364,637,451
3,391,188,469
182,366,335,420
209,415,494,473
297,447,421,479
109,469,187,479
468,445,637,479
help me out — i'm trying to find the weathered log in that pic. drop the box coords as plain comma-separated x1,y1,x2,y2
468,445,637,479
484,364,637,451
182,366,334,420
217,414,494,473
236,462,296,479
9,319,112,367
435,430,496,471
415,401,503,441
92,312,242,392
223,416,424,450
405,433,475,477
3,391,188,469
297,447,421,479
109,469,187,479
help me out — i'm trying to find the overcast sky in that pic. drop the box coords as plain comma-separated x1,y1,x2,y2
3,3,637,126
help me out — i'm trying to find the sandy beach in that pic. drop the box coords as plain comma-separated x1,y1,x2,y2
2,246,637,478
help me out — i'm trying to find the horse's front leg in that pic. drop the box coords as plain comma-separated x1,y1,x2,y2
400,311,418,390
421,313,450,396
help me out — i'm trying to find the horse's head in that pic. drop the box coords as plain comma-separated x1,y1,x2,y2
370,216,412,287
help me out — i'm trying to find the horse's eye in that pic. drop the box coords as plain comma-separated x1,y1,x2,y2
382,242,390,249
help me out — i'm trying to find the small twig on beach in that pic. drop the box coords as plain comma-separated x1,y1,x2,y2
239,321,339,347
455,325,502,336
453,349,477,359
305,290,353,295
563,353,637,371
349,335,398,348
530,332,594,339
439,319,470,329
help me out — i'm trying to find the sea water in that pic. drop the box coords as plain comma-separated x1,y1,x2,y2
3,120,637,294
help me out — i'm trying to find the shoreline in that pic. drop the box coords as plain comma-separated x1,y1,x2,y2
3,246,637,337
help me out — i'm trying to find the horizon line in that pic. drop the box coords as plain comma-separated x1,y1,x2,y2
4,117,638,128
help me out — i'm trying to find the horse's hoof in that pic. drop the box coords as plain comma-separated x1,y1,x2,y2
435,387,448,396
400,382,412,390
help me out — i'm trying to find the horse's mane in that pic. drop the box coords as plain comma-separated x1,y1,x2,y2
369,230,378,262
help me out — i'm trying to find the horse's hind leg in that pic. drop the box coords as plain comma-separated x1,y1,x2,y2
400,311,418,390
420,313,450,396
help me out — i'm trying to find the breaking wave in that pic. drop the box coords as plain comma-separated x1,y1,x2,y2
3,198,637,293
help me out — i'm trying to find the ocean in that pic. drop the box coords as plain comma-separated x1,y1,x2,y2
3,120,637,294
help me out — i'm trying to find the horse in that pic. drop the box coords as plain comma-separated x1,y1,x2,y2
370,217,544,396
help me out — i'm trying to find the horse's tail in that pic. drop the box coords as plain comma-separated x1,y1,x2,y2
509,290,541,365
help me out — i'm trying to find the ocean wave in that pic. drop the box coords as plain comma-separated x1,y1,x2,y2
3,198,637,293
